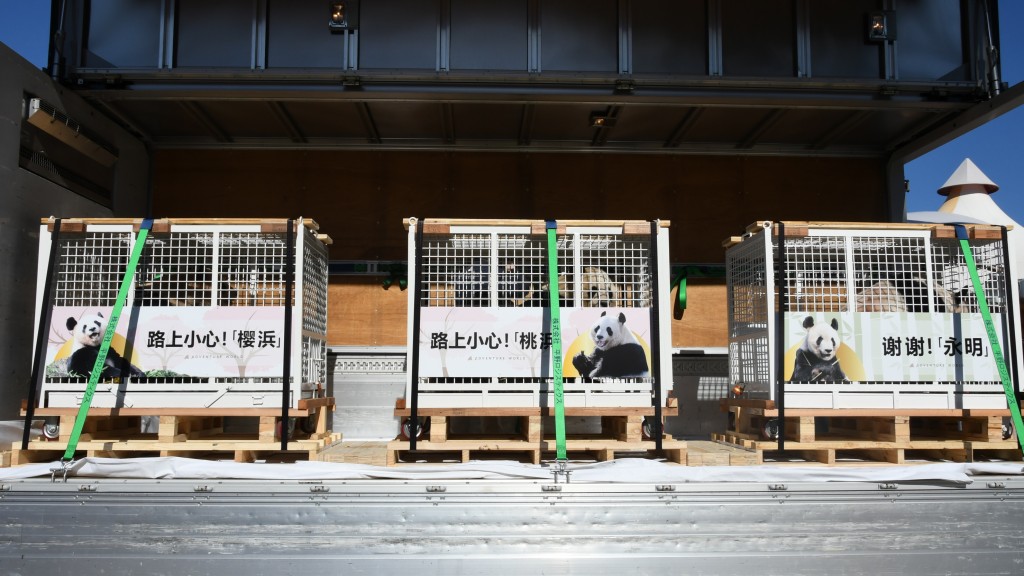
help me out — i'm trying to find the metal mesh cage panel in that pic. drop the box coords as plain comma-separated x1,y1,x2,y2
780,235,848,313
931,239,1007,314
302,228,330,335
55,232,134,306
419,232,653,309
218,233,293,306
727,231,769,338
135,233,214,306
578,234,652,308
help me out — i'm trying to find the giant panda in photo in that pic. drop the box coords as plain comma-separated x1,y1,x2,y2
66,312,146,380
790,316,848,383
572,311,650,378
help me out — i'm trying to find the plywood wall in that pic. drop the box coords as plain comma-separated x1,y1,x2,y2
153,149,887,348
153,150,888,264
327,278,728,348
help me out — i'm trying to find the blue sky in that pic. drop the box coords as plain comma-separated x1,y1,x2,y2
2,2,1022,224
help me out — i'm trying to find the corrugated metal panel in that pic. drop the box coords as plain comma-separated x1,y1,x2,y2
1,476,1022,574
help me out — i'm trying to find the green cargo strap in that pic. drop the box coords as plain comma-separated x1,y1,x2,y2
62,219,153,462
956,225,1024,452
546,220,567,462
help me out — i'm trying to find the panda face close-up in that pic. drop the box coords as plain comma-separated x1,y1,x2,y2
592,322,615,349
803,316,841,361
68,312,106,348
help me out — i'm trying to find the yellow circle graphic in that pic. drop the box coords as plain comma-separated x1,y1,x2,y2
562,332,652,377
53,334,141,367
783,343,864,382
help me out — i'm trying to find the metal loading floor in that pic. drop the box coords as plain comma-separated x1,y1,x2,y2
1,458,1023,575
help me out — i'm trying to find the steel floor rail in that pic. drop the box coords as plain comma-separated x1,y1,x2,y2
1,476,1023,575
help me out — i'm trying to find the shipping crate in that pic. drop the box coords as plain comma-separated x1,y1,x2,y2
404,218,673,409
33,217,330,409
725,221,1024,410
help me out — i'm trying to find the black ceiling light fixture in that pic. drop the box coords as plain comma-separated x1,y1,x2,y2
590,110,617,128
329,1,348,32
866,11,895,42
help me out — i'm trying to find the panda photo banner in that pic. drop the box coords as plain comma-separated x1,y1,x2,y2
417,307,654,379
48,306,287,380
783,311,1007,383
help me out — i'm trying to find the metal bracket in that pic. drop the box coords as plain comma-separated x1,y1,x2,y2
550,460,572,484
49,459,76,483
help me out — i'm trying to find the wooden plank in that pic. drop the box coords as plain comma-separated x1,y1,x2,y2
671,281,728,348
721,236,744,248
720,399,1010,418
328,278,407,346
28,406,327,417
405,218,672,231
394,406,678,417
43,217,323,232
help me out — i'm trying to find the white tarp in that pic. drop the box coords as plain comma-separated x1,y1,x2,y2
1,455,1021,484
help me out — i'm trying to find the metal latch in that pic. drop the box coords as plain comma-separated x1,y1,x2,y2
426,485,447,493
542,484,562,492
656,485,677,492
768,484,787,491
310,485,331,493
878,482,899,490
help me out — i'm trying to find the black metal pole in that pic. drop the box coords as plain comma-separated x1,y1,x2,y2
408,218,426,450
280,219,296,451
999,226,1021,402
648,220,664,452
23,218,62,450
775,222,787,451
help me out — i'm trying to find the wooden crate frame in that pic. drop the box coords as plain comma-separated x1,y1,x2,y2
33,218,331,410
404,218,673,410
725,221,1024,410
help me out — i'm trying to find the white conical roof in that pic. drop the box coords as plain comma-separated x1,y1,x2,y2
937,158,998,195
932,158,1024,281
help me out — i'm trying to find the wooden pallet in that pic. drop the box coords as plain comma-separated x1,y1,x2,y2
394,400,679,444
684,440,759,466
715,399,1022,464
7,398,340,465
387,437,687,466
